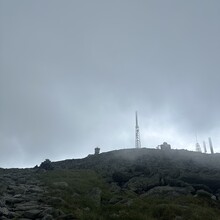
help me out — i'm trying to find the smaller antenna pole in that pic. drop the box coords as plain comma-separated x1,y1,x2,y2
203,141,207,153
208,137,214,154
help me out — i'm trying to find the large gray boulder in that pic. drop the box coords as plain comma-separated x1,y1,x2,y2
126,174,160,192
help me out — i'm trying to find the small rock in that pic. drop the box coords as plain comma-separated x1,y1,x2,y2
23,209,42,219
110,183,121,193
14,204,40,211
196,190,213,198
211,195,216,200
27,185,44,193
40,207,64,218
71,192,80,198
109,196,123,204
0,199,5,207
0,207,9,216
14,194,22,198
42,214,54,220
83,207,90,212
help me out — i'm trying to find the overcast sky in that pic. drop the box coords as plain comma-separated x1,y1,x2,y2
1,0,220,168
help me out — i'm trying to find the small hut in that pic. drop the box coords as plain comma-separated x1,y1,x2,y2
158,142,171,150
94,147,100,155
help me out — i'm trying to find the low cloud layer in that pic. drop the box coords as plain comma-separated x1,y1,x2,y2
0,0,220,167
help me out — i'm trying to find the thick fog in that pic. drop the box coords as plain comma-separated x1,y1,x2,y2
0,0,220,168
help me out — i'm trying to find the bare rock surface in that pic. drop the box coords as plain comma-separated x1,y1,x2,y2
0,169,75,219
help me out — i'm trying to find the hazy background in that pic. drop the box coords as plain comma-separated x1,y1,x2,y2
0,0,220,168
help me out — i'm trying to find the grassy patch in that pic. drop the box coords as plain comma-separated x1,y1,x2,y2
38,169,220,220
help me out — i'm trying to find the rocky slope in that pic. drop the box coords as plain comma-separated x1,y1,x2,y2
53,148,220,196
1,148,220,220
0,169,77,219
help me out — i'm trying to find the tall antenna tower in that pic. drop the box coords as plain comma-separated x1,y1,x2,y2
135,111,141,148
208,137,214,154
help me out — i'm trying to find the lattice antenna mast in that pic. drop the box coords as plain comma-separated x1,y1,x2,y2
135,111,141,148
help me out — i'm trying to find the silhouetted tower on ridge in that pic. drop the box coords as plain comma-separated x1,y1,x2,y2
195,134,201,152
203,141,207,153
135,111,141,148
195,143,201,152
208,137,214,154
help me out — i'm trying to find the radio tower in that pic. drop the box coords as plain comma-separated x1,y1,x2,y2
135,111,141,148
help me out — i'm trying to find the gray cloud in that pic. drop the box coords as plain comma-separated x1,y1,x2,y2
0,0,220,167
